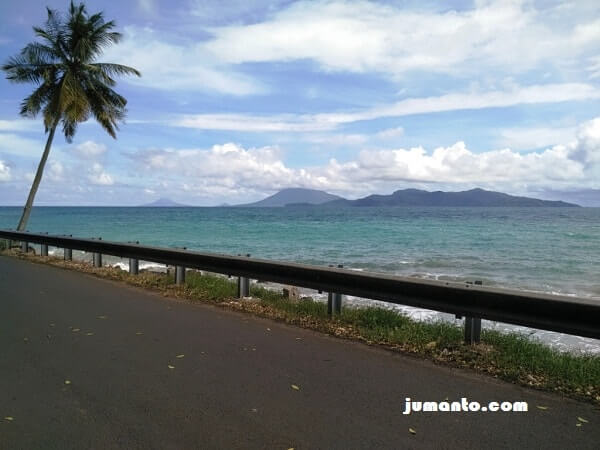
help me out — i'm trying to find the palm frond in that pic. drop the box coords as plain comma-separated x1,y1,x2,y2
1,55,62,84
21,42,60,64
2,0,140,141
19,78,56,117
82,78,128,138
89,63,141,78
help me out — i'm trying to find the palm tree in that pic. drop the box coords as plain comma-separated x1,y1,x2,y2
2,1,140,230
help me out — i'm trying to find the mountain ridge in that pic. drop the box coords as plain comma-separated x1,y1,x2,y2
324,188,579,207
237,188,344,207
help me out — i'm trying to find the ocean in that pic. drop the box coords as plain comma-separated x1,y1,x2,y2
1,206,599,353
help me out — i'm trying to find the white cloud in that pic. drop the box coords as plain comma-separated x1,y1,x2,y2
333,142,583,187
130,117,600,199
204,0,600,78
47,161,64,182
497,126,576,151
88,163,114,185
588,55,600,79
73,141,107,158
304,133,368,146
0,160,11,182
173,83,600,131
346,83,600,122
376,127,404,140
0,133,44,157
174,113,334,132
568,117,600,165
102,26,263,95
0,119,40,132
134,143,301,192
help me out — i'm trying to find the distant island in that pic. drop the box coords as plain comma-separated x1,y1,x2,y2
236,188,344,207
140,198,189,207
141,188,579,208
241,188,579,207
326,188,579,207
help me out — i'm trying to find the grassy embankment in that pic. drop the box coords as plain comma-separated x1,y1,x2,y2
2,246,599,405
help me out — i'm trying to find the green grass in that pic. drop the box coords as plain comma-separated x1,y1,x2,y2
3,250,599,403
341,306,464,348
481,329,600,389
183,271,238,300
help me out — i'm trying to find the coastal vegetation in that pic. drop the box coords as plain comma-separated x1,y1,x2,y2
1,1,139,231
3,248,599,405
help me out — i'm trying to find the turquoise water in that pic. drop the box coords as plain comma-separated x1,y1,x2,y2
1,206,599,299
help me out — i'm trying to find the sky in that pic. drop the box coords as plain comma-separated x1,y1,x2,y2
0,0,599,206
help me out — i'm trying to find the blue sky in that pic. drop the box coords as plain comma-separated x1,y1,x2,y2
1,0,599,205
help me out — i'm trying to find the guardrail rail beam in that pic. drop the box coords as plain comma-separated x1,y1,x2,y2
1,230,598,340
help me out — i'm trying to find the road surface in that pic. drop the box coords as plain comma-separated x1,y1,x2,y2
0,256,598,449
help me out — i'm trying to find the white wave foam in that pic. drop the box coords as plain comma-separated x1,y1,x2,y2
109,261,166,272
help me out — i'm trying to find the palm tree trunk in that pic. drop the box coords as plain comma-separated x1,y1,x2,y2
16,123,58,231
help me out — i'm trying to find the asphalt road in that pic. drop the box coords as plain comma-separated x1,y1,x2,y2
0,255,598,449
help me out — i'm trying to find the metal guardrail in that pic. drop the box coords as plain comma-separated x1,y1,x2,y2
1,230,599,340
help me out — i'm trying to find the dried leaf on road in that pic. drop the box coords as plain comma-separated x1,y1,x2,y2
72,328,80,332
577,417,588,423
536,406,549,410
97,315,107,319
4,416,14,421
64,380,71,385
168,365,175,369
291,384,300,391
176,354,185,359
136,331,143,335
86,332,94,336
409,427,416,435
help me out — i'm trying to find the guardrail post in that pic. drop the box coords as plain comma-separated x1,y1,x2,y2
464,280,482,344
326,264,344,316
93,237,102,267
175,246,186,285
40,232,48,256
63,234,72,261
175,265,186,285
327,264,340,316
237,254,251,298
129,241,139,275
129,258,139,275
333,264,344,314
464,317,481,344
